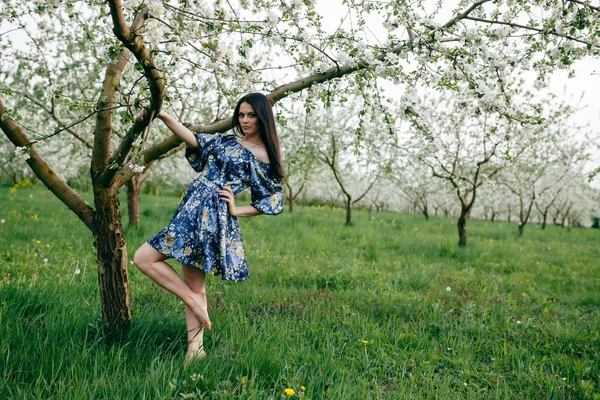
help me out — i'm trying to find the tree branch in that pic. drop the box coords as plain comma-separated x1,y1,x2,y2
0,98,96,230
97,3,164,187
463,16,598,48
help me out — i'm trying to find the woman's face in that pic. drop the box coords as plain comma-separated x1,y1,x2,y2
238,102,259,137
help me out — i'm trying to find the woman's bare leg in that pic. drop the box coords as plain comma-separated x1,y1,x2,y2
183,264,207,359
133,243,211,330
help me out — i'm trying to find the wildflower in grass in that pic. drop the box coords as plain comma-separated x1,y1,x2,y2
34,253,38,257
35,240,41,244
516,320,522,324
31,214,38,220
0,219,4,223
301,386,306,391
446,286,451,291
360,339,369,345
284,388,295,396
46,244,50,248
43,258,48,265
75,268,81,275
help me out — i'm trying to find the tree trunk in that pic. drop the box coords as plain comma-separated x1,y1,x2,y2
491,211,496,222
126,177,141,229
289,196,294,212
518,199,525,236
457,209,469,247
345,197,352,226
93,186,132,336
541,210,548,229
507,205,511,222
422,206,429,221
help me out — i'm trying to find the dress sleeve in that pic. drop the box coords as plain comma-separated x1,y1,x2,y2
250,167,284,215
185,133,222,172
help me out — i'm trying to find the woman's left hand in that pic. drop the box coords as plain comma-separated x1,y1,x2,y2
218,185,238,216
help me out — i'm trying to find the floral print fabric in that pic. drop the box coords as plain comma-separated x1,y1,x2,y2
147,133,283,281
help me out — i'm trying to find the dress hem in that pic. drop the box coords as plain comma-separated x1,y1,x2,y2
146,240,250,282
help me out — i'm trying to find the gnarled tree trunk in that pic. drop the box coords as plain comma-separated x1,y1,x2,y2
93,186,132,334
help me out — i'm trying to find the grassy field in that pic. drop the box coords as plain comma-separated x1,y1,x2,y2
0,185,599,399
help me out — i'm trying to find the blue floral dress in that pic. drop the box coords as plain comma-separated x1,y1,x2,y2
147,133,283,281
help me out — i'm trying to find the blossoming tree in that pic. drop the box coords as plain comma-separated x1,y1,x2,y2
2,0,599,332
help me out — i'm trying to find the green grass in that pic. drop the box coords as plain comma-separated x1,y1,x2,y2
1,185,599,399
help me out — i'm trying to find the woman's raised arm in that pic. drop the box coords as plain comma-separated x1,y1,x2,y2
157,111,199,148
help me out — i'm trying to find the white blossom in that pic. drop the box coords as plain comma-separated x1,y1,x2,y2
129,163,145,174
15,146,31,161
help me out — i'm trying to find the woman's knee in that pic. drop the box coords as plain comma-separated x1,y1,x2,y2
133,243,154,271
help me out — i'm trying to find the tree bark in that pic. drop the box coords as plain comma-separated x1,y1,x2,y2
285,183,295,213
345,197,352,226
458,208,469,247
93,185,132,335
541,210,548,229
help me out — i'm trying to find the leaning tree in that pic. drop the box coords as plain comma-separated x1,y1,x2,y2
2,0,600,333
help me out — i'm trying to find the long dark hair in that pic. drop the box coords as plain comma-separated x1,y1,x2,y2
232,93,284,180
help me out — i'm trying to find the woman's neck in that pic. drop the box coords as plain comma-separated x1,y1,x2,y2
243,133,262,144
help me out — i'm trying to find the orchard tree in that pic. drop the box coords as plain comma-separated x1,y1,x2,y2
277,103,319,212
3,0,600,333
498,96,590,235
405,90,521,246
310,96,395,225
392,157,439,221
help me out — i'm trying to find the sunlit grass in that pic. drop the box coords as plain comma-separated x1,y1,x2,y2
1,185,599,398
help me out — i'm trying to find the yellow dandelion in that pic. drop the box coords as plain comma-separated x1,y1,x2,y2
34,253,38,257
360,339,369,345
45,244,50,248
301,385,306,391
31,214,38,220
284,388,295,396
35,240,41,244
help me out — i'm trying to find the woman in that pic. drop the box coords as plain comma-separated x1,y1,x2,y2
134,93,284,361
